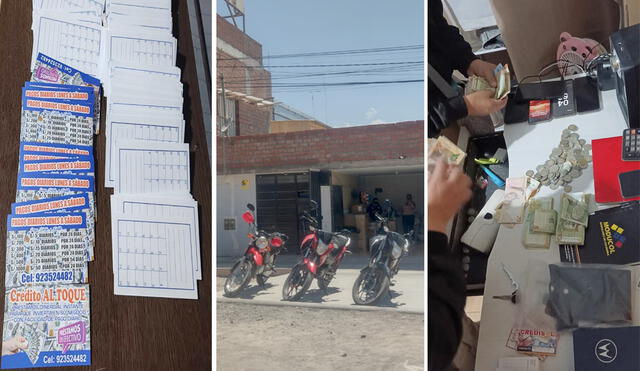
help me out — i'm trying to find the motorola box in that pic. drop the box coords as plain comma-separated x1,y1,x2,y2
573,326,640,370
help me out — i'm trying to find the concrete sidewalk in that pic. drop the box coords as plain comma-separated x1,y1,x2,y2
216,262,424,314
217,254,424,271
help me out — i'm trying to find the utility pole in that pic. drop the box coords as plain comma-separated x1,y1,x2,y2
220,74,228,175
220,74,227,136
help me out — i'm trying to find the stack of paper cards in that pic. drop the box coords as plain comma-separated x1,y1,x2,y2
28,0,199,300
99,1,200,300
2,56,98,368
30,9,104,78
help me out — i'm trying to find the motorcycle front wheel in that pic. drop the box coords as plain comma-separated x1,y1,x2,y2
223,258,255,297
352,266,390,305
282,264,313,301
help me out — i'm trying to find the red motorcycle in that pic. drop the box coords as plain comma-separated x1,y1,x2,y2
224,203,288,297
282,200,351,301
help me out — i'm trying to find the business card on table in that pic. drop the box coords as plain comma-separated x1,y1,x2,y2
506,327,558,356
5,213,89,289
529,100,551,124
1,285,91,369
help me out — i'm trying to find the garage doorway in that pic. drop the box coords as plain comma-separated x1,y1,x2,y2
255,172,311,251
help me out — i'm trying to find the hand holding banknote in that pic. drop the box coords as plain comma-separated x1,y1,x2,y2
467,59,498,88
428,160,472,233
2,336,28,356
464,90,507,116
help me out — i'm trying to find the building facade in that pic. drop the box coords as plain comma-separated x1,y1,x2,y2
217,121,424,256
216,15,272,136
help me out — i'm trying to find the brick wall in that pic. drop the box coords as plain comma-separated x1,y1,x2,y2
217,121,424,174
216,32,272,135
216,15,262,63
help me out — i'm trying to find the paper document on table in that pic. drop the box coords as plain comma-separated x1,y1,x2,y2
31,14,104,78
496,177,528,224
106,28,177,68
110,209,198,299
497,356,541,371
113,140,190,194
105,112,184,187
33,0,105,15
111,194,201,280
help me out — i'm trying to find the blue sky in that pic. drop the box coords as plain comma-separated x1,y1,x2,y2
217,1,424,127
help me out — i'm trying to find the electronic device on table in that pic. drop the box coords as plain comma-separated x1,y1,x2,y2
623,128,640,161
610,24,640,128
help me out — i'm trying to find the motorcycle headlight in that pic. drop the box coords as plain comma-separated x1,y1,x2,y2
255,236,269,250
391,244,402,259
316,241,329,255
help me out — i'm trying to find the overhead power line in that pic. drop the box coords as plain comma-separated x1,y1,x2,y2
216,44,424,61
238,79,423,88
262,61,423,68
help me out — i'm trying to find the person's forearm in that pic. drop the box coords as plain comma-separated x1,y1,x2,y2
428,231,466,371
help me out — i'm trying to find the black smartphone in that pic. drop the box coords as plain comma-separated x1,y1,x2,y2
619,169,640,198
517,81,565,101
573,76,601,113
504,92,529,124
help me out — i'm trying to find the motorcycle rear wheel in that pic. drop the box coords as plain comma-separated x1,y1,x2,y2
352,266,390,305
282,264,313,301
223,259,255,297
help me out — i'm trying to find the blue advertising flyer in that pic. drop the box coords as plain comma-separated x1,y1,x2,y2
19,158,95,176
11,194,96,261
31,53,101,134
5,213,89,289
19,142,93,159
1,284,91,368
15,174,96,243
19,91,94,147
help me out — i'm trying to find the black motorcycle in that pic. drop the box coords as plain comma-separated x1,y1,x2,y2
352,213,412,305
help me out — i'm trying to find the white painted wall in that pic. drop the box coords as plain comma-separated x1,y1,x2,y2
320,185,332,231
216,174,257,256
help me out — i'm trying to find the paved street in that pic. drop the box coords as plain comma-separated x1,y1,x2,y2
217,302,424,371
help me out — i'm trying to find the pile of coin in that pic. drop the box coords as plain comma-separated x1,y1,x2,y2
525,125,592,192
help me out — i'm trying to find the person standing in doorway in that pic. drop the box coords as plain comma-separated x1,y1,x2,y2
402,194,417,233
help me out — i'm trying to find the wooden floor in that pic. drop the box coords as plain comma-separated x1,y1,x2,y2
0,1,212,370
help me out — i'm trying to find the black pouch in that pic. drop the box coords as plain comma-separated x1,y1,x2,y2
545,264,632,330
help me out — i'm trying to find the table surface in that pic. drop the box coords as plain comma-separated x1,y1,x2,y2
0,2,212,370
475,88,640,371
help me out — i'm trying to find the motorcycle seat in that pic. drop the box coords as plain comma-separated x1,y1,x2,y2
333,234,350,248
316,230,334,245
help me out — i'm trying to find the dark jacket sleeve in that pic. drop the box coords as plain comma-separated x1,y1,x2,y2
427,231,466,371
428,93,468,137
428,0,478,75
